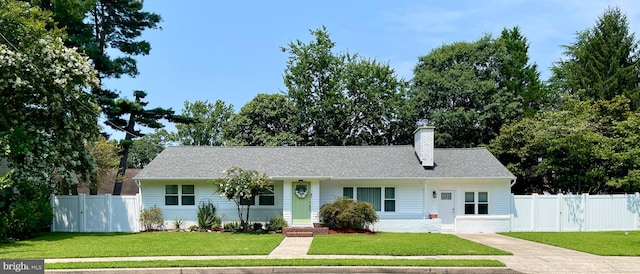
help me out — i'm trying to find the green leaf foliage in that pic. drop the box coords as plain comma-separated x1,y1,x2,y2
224,94,301,146
319,197,379,229
0,0,99,239
282,26,411,145
490,97,640,193
550,7,640,110
175,100,234,146
410,30,544,148
213,167,270,231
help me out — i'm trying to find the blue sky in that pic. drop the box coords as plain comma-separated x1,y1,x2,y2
103,0,640,139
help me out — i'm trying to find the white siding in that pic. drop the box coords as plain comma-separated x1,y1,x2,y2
139,180,282,228
427,178,512,232
319,179,425,219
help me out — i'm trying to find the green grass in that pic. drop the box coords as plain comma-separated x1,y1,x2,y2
0,232,284,258
309,233,511,256
501,231,640,256
46,259,505,269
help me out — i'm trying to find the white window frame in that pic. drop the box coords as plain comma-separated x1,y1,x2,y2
165,184,195,206
464,191,489,215
342,186,396,212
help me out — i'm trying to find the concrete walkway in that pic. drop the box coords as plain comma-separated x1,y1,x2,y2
45,233,640,273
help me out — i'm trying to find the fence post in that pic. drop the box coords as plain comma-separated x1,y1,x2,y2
532,193,538,231
78,194,86,232
135,193,141,232
105,194,112,232
557,193,562,232
633,192,640,229
583,193,588,232
50,194,55,232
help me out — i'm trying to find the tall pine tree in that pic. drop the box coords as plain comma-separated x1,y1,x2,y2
551,7,640,110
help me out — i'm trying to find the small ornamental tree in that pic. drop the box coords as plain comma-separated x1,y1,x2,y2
213,167,270,231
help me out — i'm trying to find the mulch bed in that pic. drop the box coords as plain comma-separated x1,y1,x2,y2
328,228,375,235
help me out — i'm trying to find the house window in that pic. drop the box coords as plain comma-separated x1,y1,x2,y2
384,187,395,212
258,185,275,206
165,185,178,205
182,185,195,205
465,191,489,215
240,185,275,206
343,187,353,198
357,187,381,211
165,184,195,206
240,196,255,206
342,187,396,212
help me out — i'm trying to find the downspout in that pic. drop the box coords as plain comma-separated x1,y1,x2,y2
510,178,517,187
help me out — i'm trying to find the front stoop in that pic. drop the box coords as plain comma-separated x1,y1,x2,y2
282,227,328,237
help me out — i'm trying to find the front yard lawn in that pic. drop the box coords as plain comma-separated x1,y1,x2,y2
0,232,284,258
308,233,511,255
47,259,506,269
501,231,640,256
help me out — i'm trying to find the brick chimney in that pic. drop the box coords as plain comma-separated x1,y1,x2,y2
414,126,435,167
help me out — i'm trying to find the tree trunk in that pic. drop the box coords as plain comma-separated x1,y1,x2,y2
113,108,138,195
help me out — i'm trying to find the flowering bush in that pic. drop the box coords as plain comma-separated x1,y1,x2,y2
213,166,270,231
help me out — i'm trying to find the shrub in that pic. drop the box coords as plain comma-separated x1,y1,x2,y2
319,197,379,229
266,215,288,231
139,205,164,231
188,225,199,232
252,222,263,231
0,196,52,242
197,202,221,230
224,221,240,231
173,218,184,230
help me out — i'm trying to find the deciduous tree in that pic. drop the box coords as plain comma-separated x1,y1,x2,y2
174,100,233,146
411,29,543,147
127,129,172,168
0,0,99,239
213,167,270,232
281,27,410,145
224,94,300,146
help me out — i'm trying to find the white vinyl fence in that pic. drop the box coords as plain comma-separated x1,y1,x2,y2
51,194,140,232
511,193,640,232
51,193,640,233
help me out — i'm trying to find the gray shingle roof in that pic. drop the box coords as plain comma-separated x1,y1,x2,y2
134,146,514,180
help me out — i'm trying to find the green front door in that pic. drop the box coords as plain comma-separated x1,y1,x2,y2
292,182,311,225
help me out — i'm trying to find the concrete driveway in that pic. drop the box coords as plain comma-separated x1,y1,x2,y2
456,233,640,273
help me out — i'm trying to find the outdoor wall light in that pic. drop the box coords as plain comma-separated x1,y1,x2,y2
298,179,303,183
432,191,437,198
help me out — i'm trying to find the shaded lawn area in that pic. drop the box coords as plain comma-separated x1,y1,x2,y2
0,232,284,258
47,259,506,269
501,231,640,256
309,233,511,255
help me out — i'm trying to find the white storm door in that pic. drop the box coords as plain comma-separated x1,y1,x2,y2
438,191,455,224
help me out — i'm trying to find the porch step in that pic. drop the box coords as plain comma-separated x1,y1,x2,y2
286,231,313,237
282,227,329,237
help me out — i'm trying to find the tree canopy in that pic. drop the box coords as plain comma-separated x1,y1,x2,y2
550,7,640,110
224,94,301,146
174,100,233,146
213,167,270,232
282,26,411,145
0,0,99,239
410,30,543,147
